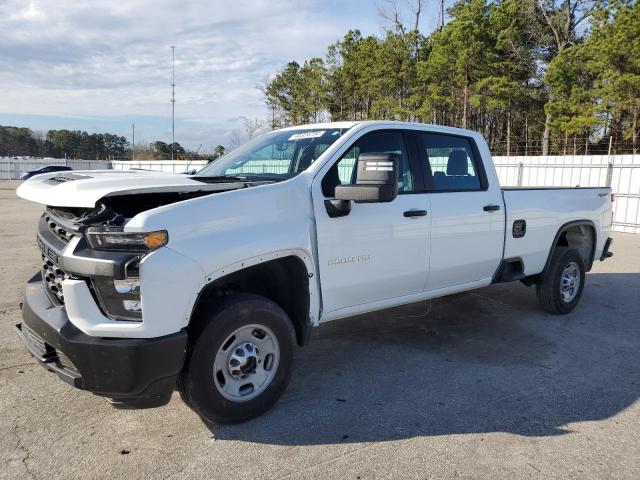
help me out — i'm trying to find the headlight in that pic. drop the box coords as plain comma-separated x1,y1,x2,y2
122,300,142,313
85,227,168,252
92,270,143,322
114,279,140,294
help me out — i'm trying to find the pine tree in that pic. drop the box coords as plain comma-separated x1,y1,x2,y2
587,0,640,152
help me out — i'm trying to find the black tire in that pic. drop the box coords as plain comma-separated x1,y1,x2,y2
178,293,295,424
536,247,585,314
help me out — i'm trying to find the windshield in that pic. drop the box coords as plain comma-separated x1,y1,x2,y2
196,128,349,180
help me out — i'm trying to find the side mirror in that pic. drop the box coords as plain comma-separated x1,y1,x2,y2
325,153,399,218
335,153,399,203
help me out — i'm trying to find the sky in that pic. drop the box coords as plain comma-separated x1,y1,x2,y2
0,0,445,152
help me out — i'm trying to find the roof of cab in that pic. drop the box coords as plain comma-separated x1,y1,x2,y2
276,121,361,131
276,120,480,138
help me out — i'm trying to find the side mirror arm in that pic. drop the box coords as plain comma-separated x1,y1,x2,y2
324,199,351,218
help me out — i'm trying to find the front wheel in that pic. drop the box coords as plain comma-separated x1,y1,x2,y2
178,293,295,424
536,247,586,314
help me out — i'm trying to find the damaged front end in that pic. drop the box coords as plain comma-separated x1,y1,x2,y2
15,171,259,407
16,191,212,406
39,203,144,320
40,188,221,314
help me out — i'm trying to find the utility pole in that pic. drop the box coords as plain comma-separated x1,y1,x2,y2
171,46,176,161
132,123,135,161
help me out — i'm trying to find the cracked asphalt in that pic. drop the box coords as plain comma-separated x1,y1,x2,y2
1,180,639,479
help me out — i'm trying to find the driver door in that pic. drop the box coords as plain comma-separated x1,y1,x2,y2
312,129,431,318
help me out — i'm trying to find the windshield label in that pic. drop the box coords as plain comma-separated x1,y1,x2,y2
288,130,325,141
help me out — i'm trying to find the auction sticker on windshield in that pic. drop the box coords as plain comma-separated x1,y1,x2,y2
288,131,325,141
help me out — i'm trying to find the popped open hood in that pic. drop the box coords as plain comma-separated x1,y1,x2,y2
16,169,245,208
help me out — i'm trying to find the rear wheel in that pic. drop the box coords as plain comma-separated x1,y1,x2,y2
178,293,295,424
536,247,585,314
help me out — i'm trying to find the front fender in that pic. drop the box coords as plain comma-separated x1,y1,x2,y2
126,177,321,326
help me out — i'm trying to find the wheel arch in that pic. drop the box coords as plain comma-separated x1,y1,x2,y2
189,251,316,347
544,220,597,274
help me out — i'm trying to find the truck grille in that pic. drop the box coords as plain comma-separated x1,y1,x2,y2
44,213,75,244
42,255,68,304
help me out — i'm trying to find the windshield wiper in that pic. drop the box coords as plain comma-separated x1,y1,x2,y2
192,175,283,184
244,175,289,182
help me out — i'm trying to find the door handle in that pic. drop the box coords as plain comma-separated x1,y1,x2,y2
403,209,428,217
483,204,501,212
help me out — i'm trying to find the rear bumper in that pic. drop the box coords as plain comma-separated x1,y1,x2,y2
16,272,187,407
600,237,614,261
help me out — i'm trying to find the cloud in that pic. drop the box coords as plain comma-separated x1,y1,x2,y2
0,0,383,148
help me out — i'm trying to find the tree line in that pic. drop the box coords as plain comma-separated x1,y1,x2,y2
0,125,227,161
0,126,129,159
262,0,640,154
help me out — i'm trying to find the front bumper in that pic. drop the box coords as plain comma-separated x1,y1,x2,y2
16,272,187,407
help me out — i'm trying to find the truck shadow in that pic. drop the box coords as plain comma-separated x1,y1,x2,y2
209,272,640,445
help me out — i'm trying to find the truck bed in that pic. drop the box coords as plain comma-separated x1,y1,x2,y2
501,187,612,276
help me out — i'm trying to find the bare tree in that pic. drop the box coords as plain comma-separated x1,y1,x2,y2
436,0,445,32
537,0,597,53
242,117,265,140
411,0,423,32
378,0,404,33
377,0,425,33
228,130,243,150
226,117,266,151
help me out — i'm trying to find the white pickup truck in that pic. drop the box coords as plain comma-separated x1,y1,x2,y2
15,121,613,423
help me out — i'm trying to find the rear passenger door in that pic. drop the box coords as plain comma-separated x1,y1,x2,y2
409,131,504,292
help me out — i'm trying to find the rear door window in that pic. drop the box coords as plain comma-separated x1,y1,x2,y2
417,134,482,191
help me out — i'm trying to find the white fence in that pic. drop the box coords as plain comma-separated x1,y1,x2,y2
493,154,640,234
114,154,640,234
111,160,207,173
3,154,639,233
0,159,112,180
